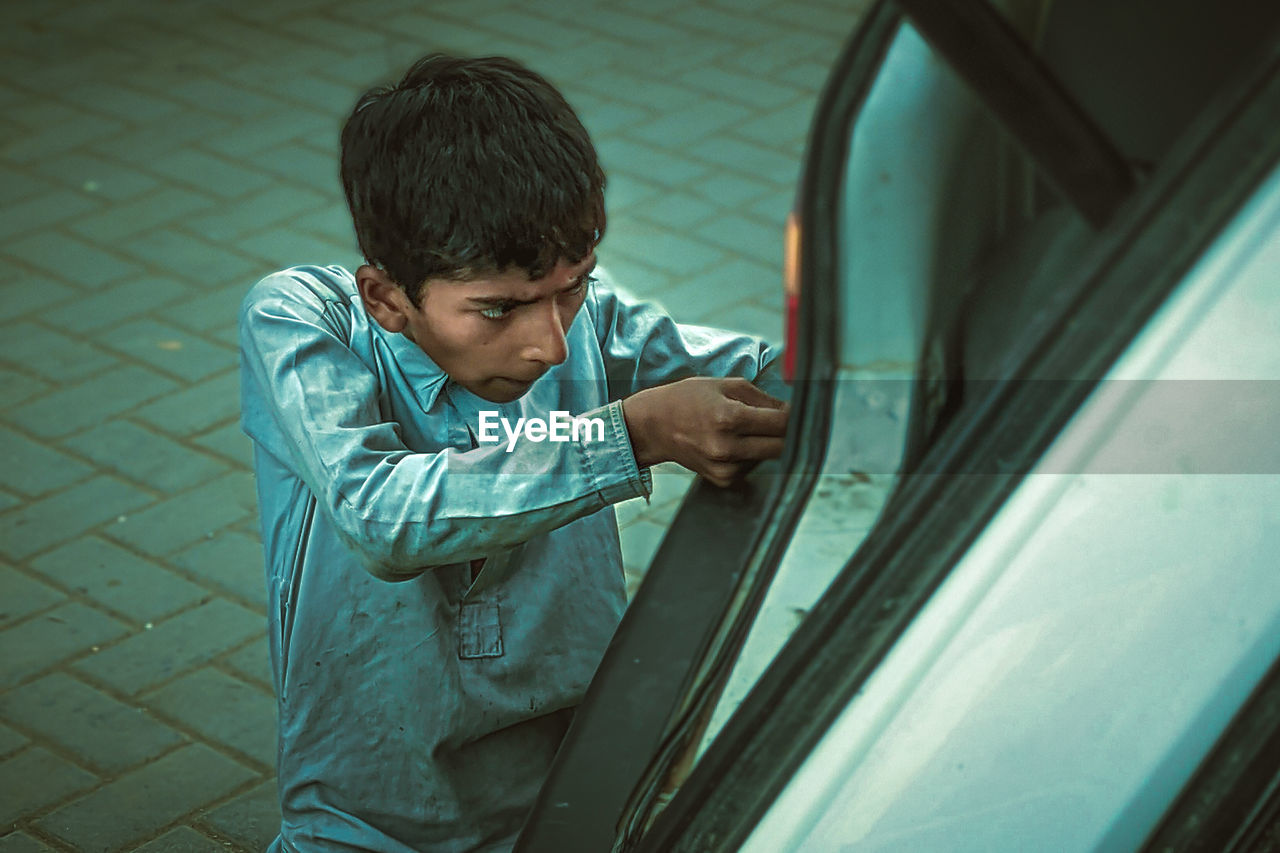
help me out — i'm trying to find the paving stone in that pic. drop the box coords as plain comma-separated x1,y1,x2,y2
715,300,782,343
236,226,360,271
29,536,206,625
0,722,27,758
694,213,787,267
0,276,79,325
624,97,752,147
687,137,801,186
93,318,236,382
131,370,239,437
222,639,274,691
0,321,119,384
597,138,713,188
63,420,229,494
166,282,254,334
199,780,280,852
580,100,651,142
188,186,331,241
171,531,266,610
722,28,841,76
581,8,690,46
133,827,226,853
678,65,803,110
772,58,836,93
760,0,868,36
372,13,529,58
470,10,598,48
686,172,779,207
288,205,356,245
608,36,740,76
0,831,57,852
0,165,56,205
602,173,664,216
0,602,129,689
279,13,388,49
0,566,65,625
87,113,236,167
28,151,160,202
747,191,794,228
605,222,729,277
597,254,673,296
161,78,291,121
620,517,668,574
245,143,339,189
57,277,197,335
732,99,818,148
3,114,125,163
34,744,255,852
58,81,185,123
190,423,253,470
0,476,155,561
0,747,98,827
67,187,217,244
74,599,263,695
269,72,362,114
0,425,93,497
148,149,277,200
108,474,254,557
145,668,276,767
7,364,180,439
118,228,261,288
0,368,50,406
575,71,705,114
648,462,696,508
628,192,721,230
0,674,186,774
0,190,99,240
667,4,774,40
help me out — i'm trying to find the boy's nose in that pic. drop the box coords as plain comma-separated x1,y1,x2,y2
521,303,569,367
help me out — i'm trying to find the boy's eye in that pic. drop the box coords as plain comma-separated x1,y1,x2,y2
476,275,594,320
567,273,598,296
479,304,514,320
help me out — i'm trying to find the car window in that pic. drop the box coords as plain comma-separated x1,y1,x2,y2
614,0,1280,849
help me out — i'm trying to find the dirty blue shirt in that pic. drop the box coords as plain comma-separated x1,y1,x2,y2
238,264,778,852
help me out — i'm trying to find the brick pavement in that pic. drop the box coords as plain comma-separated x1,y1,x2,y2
0,0,864,848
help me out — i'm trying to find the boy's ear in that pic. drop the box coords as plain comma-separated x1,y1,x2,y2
356,265,413,333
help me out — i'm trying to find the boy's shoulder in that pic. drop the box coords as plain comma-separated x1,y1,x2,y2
242,264,359,316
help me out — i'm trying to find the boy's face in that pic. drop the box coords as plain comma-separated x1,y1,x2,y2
357,255,597,403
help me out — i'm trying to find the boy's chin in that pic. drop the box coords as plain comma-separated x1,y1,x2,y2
469,377,537,404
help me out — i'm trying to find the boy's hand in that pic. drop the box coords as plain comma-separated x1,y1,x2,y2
621,377,789,487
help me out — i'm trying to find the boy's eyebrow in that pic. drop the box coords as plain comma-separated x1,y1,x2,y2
465,257,598,307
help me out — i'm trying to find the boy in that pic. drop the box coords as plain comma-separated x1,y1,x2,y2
239,54,787,851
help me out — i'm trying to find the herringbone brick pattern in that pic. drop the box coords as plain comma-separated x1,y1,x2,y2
0,0,866,847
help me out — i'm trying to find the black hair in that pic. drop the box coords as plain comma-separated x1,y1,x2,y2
340,54,606,304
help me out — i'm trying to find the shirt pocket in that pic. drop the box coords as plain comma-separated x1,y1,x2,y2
458,599,504,659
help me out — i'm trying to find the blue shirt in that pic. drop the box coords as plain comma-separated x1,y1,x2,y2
239,264,778,851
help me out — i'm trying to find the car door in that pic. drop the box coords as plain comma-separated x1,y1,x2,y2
517,1,1280,850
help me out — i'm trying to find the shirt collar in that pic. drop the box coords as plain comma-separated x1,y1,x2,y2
370,319,449,412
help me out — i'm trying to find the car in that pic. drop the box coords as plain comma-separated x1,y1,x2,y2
516,0,1280,850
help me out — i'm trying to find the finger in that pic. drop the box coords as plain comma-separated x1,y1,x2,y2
721,377,788,411
719,435,786,461
730,402,789,437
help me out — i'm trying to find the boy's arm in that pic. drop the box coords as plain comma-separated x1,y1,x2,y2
240,273,650,582
588,269,782,400
587,271,790,486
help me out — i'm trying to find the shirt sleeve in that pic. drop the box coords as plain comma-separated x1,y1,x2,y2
587,268,785,401
239,272,651,582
